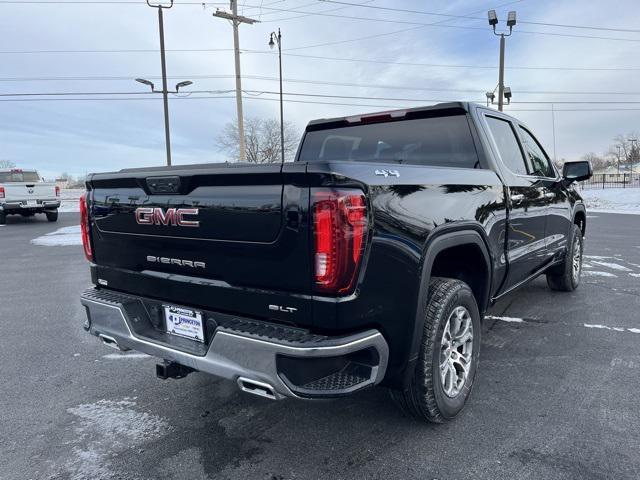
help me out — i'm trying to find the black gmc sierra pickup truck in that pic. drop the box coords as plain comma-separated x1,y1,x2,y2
80,102,592,422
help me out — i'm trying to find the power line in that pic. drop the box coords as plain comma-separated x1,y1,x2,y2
12,2,640,49
4,74,640,96
5,88,640,104
317,0,640,34
0,48,234,54
4,94,640,113
10,0,640,36
2,48,639,74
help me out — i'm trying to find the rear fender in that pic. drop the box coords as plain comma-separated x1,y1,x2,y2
403,224,492,387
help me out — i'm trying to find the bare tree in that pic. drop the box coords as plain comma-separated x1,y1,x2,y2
611,132,639,171
216,117,299,163
0,160,16,168
581,152,609,172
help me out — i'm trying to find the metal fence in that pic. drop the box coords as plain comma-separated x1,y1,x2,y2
580,173,640,189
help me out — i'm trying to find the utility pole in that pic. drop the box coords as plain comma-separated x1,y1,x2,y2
146,0,174,166
617,145,621,174
488,10,516,112
213,1,259,162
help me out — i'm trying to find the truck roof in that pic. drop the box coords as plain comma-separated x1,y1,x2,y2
304,101,519,131
305,102,472,130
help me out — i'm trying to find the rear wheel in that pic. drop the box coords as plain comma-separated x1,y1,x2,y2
391,277,481,423
0,211,6,225
546,224,583,292
45,210,58,222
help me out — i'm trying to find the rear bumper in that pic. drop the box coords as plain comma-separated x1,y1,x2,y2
80,287,389,400
0,200,60,211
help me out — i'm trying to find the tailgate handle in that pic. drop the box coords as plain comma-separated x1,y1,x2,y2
146,176,181,194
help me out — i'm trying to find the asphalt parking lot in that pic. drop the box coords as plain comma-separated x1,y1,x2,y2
1,212,640,480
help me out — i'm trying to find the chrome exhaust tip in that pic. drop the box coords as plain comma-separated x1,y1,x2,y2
98,333,128,351
237,377,277,400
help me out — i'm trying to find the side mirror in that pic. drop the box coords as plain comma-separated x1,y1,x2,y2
562,161,592,183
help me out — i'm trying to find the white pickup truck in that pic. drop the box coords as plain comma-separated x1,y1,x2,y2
0,168,60,224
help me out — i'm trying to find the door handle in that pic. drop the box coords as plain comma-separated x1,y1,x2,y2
510,194,524,202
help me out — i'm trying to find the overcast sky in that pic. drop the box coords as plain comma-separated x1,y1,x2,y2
1,0,639,179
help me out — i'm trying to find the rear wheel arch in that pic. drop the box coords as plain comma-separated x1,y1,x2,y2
403,226,492,387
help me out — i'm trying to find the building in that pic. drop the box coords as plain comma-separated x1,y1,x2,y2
55,178,70,190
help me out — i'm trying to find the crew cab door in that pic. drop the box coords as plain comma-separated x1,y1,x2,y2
483,115,549,287
516,125,572,261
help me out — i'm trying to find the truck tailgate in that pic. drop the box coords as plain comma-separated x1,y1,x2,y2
88,163,313,323
3,183,56,201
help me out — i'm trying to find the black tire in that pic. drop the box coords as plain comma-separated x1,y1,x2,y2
45,210,58,222
0,211,6,225
546,224,583,292
391,277,481,423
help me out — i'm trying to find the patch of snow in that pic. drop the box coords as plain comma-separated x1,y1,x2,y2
68,399,169,441
31,225,81,246
580,188,640,215
584,324,640,334
580,188,640,214
630,273,640,278
585,255,614,260
64,398,171,480
590,260,632,272
485,315,524,323
582,271,617,277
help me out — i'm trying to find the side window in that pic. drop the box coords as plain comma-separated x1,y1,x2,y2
518,127,555,178
485,116,528,175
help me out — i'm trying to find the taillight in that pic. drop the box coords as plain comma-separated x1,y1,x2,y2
79,192,93,261
0,186,4,199
55,186,60,197
313,189,368,294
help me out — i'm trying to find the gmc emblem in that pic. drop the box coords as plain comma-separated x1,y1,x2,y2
135,207,200,227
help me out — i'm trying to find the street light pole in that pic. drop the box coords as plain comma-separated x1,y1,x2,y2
269,28,284,163
147,0,174,166
498,33,505,112
488,10,516,112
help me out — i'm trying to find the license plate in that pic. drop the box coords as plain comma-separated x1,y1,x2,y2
26,200,37,206
164,305,204,342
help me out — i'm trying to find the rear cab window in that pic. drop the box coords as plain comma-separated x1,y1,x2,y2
484,116,529,176
0,171,40,183
298,114,481,169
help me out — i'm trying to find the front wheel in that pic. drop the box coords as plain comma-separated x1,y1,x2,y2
391,277,481,423
45,210,58,222
546,224,583,292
